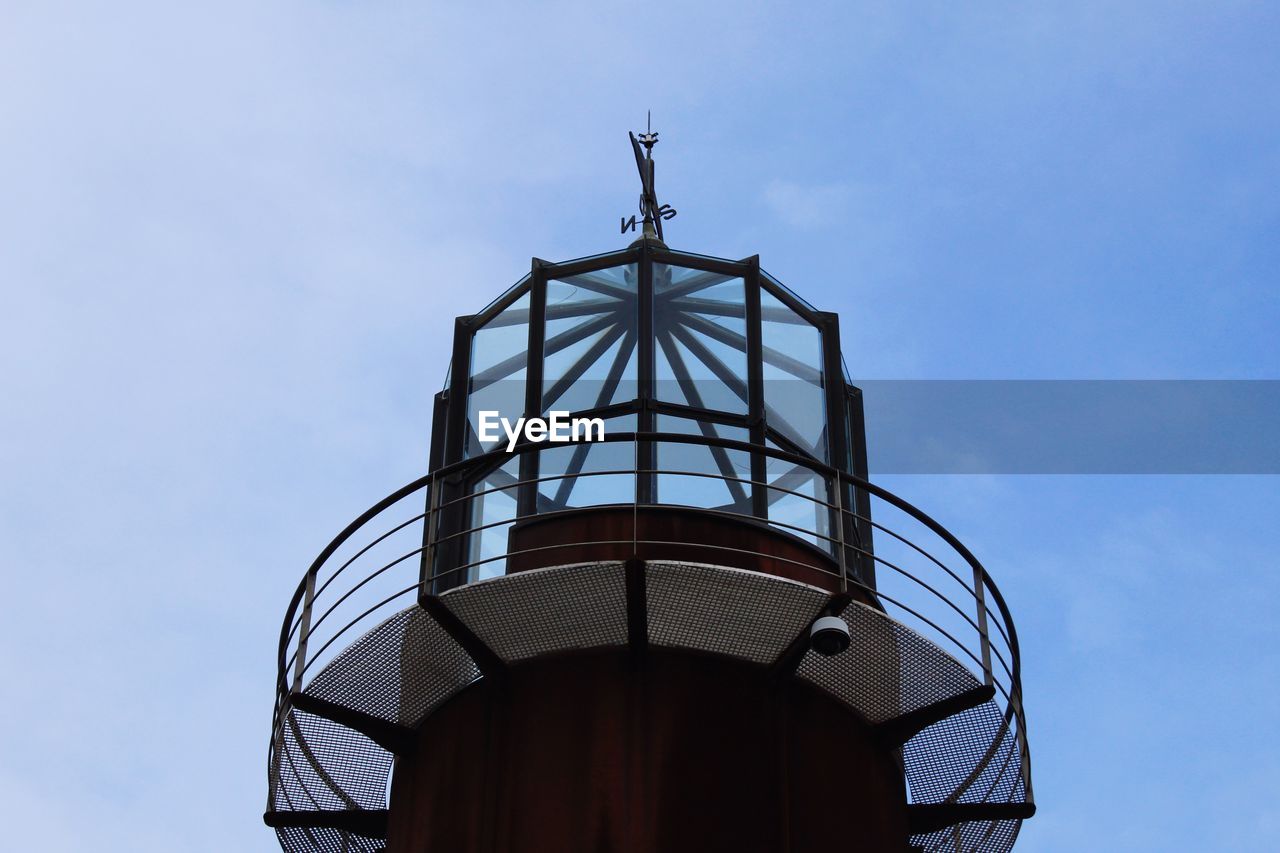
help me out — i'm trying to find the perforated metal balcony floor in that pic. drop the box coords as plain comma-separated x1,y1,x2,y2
266,561,1031,853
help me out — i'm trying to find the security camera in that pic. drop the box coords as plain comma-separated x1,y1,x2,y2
810,615,851,657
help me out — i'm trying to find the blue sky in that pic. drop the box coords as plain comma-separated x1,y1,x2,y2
2,1,1278,850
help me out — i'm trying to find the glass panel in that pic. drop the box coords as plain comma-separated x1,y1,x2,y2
536,414,637,510
764,438,831,550
543,265,638,415
465,456,520,581
655,415,751,513
761,288,827,461
654,265,748,415
466,292,529,457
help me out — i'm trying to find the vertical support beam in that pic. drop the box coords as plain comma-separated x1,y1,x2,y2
435,314,476,593
847,384,876,586
743,255,768,520
518,260,548,517
636,243,656,505
817,312,848,473
445,315,474,465
428,390,449,471
817,313,852,579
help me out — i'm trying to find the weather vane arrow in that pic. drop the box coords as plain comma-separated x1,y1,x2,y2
622,111,676,241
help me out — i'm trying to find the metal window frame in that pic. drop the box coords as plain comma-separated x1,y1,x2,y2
426,242,872,590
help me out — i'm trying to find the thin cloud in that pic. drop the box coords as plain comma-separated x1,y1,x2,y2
762,178,849,229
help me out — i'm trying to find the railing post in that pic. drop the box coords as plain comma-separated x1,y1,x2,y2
423,473,442,594
972,564,994,687
632,434,640,555
291,570,316,695
832,475,847,593
1013,685,1034,803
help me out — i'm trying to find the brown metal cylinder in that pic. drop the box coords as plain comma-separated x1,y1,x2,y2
506,505,848,593
389,509,908,852
387,650,910,853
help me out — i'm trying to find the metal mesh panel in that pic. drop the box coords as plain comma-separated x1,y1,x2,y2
304,606,481,727
914,814,1022,853
796,600,982,724
906,699,1027,853
907,700,1022,805
645,561,829,664
274,827,384,853
442,561,628,662
271,708,391,813
793,599,1028,851
913,811,1022,853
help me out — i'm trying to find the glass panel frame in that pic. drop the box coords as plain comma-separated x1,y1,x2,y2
432,244,861,590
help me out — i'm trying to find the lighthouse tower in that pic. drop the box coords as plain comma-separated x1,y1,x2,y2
264,130,1034,853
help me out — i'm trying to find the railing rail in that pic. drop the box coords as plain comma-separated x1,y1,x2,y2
269,431,1033,820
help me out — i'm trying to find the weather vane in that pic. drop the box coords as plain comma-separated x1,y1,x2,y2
621,111,677,240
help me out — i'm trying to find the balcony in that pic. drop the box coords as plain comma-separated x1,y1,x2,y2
266,430,1034,853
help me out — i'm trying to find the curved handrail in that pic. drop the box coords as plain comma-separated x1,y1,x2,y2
268,430,1033,821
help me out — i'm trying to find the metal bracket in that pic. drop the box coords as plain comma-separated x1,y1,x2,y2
906,801,1036,835
421,594,507,679
263,808,389,838
624,557,649,661
289,692,417,757
872,684,996,750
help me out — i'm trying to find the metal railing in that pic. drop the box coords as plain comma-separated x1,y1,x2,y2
269,431,1033,827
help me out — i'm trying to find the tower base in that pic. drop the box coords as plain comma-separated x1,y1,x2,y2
388,649,910,853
